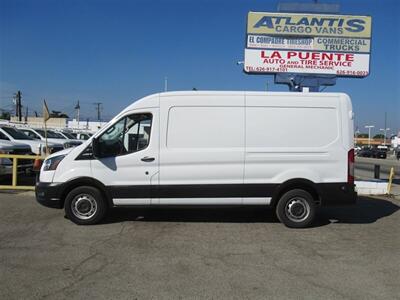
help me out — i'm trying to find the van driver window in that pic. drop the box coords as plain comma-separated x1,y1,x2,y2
97,113,152,157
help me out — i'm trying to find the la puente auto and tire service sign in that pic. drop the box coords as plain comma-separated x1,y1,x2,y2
244,12,372,77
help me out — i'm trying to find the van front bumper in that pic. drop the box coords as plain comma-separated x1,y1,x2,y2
35,182,63,209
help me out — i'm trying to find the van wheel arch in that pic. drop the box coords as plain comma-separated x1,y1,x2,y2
271,178,320,207
59,177,112,208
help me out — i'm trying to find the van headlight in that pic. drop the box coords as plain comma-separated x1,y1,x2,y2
43,155,65,171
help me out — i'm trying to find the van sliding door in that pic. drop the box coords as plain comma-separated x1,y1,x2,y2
157,94,245,204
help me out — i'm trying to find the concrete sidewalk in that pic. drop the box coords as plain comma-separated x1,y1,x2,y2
389,183,400,199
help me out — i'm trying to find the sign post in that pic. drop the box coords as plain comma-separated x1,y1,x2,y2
43,100,50,156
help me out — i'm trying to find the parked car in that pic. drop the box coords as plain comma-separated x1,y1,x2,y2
377,145,388,151
0,142,14,177
371,147,387,159
0,126,63,155
357,147,373,157
75,132,93,140
357,147,387,159
354,146,362,156
63,131,93,140
0,140,34,177
47,130,83,146
36,91,357,228
395,146,400,160
18,128,82,149
55,130,83,144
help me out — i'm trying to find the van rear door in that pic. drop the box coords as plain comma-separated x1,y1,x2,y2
244,93,344,188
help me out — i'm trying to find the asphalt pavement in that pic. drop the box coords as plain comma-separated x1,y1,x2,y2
0,192,399,299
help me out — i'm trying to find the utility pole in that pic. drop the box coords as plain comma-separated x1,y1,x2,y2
384,112,387,132
365,125,374,147
25,106,28,123
75,100,81,129
380,128,390,146
164,77,168,92
380,112,389,146
94,102,103,123
14,91,22,122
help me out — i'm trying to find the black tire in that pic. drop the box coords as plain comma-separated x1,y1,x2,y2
276,189,316,228
64,186,107,225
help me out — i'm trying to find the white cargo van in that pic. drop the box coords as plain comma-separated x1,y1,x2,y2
36,91,356,227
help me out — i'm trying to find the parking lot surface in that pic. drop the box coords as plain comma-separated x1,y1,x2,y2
0,192,399,299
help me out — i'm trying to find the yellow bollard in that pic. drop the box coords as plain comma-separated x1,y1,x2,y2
12,157,18,187
387,167,395,195
0,153,44,190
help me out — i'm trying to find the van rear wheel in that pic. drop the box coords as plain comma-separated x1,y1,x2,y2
64,186,107,225
276,189,316,228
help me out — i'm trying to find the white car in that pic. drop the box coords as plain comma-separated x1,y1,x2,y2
68,132,93,140
0,126,64,155
55,130,84,144
36,91,357,227
18,128,82,149
0,142,14,177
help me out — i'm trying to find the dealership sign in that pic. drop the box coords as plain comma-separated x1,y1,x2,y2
244,12,372,77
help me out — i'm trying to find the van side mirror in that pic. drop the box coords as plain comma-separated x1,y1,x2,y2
92,137,101,158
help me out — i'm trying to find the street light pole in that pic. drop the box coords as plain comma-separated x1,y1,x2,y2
365,125,374,147
164,77,168,92
380,128,390,146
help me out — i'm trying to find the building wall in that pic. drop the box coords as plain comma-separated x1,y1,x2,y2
10,117,67,129
8,117,104,133
355,137,390,146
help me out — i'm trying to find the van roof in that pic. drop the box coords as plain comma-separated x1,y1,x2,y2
121,91,349,115
158,91,348,97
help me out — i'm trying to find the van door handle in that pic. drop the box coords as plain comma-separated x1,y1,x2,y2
141,156,155,162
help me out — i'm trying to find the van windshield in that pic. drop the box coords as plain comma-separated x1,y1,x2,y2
1,127,34,140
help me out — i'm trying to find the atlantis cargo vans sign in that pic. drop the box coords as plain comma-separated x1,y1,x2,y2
244,12,372,77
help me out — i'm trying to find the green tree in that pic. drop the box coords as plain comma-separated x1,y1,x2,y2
373,134,385,139
357,133,369,138
50,110,69,118
0,111,11,120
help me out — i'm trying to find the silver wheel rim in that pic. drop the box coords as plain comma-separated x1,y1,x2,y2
285,197,310,223
71,194,97,220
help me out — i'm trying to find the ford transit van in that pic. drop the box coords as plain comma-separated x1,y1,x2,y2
36,91,357,227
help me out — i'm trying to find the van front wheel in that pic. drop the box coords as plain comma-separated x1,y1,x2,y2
276,189,316,228
64,186,107,225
